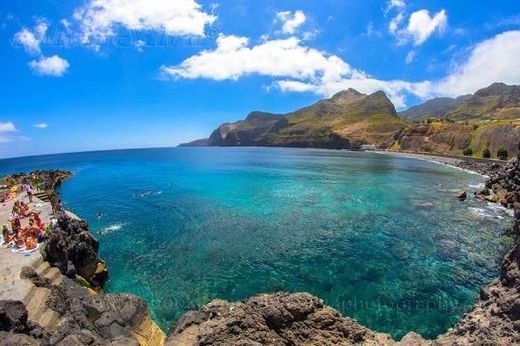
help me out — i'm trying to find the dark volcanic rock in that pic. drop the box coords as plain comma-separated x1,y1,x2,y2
478,155,520,209
1,170,72,193
0,300,50,345
436,237,520,345
0,300,29,333
41,214,108,289
15,269,164,346
167,292,394,345
0,331,39,346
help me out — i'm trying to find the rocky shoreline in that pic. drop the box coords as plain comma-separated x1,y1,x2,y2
1,156,519,345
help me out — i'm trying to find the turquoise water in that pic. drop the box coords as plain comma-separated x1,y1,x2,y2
0,147,513,339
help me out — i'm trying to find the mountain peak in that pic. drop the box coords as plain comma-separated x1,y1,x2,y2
474,82,518,97
330,88,365,105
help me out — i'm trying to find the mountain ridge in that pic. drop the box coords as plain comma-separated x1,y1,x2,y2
180,82,520,158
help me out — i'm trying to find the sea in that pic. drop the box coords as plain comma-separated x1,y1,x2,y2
0,147,513,339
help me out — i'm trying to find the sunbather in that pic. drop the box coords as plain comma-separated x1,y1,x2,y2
11,217,21,235
19,202,31,217
2,224,13,244
24,236,37,250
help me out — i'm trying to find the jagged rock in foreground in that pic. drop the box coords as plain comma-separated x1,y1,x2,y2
0,300,49,345
41,213,109,290
166,292,399,346
3,267,165,346
167,235,520,346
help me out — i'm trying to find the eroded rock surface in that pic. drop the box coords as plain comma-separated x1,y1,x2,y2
41,214,108,289
167,292,397,346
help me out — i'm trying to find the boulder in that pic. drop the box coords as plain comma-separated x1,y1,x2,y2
0,300,29,333
41,214,108,289
167,292,396,346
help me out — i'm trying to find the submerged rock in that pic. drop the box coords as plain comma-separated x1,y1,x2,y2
454,191,467,200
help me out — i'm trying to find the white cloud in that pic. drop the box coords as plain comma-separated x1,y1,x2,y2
386,1,448,46
73,0,217,44
0,121,16,133
389,12,404,35
277,10,306,35
14,20,48,54
432,30,520,96
387,0,406,11
34,123,48,129
161,33,415,107
0,121,28,144
405,9,447,46
405,50,416,64
29,55,70,77
162,30,520,109
161,34,352,83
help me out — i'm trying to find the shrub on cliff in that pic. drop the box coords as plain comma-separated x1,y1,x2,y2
497,148,508,160
463,148,473,156
483,148,491,158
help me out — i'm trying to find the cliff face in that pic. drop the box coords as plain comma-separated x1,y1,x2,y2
207,90,408,149
184,83,520,157
394,120,520,158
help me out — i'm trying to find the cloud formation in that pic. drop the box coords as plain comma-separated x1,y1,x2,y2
432,30,520,96
405,10,447,46
29,55,70,76
161,34,348,82
73,0,217,44
0,121,29,144
162,29,520,108
276,10,306,35
386,1,447,46
34,123,49,129
13,20,48,54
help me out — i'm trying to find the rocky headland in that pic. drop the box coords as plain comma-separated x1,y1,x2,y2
180,82,520,160
1,156,519,345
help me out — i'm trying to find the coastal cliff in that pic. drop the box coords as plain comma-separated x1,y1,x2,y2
203,89,407,149
181,82,520,159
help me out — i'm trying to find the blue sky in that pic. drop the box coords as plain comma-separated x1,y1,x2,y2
0,0,519,158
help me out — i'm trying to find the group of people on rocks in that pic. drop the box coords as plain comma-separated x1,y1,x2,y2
2,209,46,251
1,180,50,252
2,207,45,250
0,176,39,203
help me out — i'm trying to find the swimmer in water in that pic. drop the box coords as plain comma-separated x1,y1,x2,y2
97,212,103,220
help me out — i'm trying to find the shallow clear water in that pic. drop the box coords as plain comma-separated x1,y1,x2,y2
0,147,513,339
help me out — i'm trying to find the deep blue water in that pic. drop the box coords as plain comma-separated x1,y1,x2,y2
0,147,513,339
